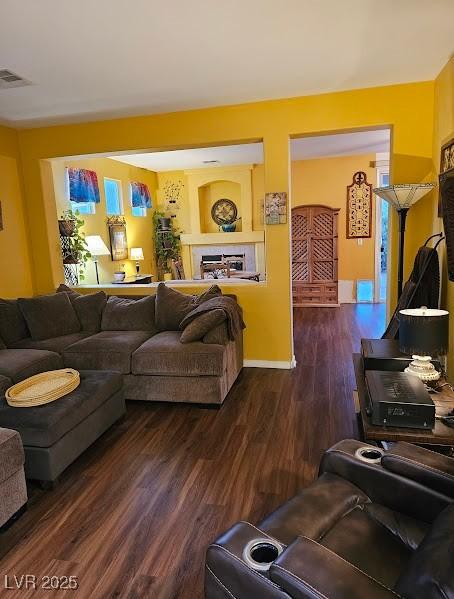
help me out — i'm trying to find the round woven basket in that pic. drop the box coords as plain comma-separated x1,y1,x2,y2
5,369,80,408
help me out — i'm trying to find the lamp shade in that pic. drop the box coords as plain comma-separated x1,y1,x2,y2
373,183,435,210
85,235,110,257
130,247,144,261
399,307,449,356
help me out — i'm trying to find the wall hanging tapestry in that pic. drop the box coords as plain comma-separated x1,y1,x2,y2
346,171,372,239
67,168,100,204
265,192,287,224
130,182,152,209
162,179,184,218
107,216,128,261
439,137,454,217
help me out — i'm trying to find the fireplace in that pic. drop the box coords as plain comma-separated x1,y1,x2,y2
192,244,257,278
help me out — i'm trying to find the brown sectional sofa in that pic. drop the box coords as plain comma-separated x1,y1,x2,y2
0,285,243,406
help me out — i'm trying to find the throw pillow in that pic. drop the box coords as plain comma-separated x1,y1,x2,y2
18,293,81,341
101,295,156,332
56,283,80,300
72,291,107,332
203,322,230,345
180,309,226,343
0,298,30,346
155,283,222,331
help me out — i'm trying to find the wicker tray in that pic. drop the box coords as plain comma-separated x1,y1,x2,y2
5,369,80,408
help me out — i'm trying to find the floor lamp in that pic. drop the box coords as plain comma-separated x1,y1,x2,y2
373,183,435,298
85,235,110,284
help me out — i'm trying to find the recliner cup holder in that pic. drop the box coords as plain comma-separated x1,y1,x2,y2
243,538,284,572
355,446,384,464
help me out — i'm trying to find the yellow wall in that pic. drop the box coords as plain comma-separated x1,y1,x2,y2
291,154,377,282
0,125,34,298
16,80,435,363
50,157,158,285
433,58,454,373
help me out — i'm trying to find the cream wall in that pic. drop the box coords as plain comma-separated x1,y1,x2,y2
0,125,34,298
17,80,435,364
50,157,158,285
291,154,377,284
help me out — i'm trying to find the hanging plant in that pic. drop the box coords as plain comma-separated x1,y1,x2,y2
59,209,91,281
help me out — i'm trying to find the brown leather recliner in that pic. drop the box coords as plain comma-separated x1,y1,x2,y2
205,439,454,598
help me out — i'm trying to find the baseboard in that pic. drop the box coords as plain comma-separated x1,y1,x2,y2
243,357,297,370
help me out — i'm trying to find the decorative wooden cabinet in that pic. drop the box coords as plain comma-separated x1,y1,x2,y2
291,205,339,306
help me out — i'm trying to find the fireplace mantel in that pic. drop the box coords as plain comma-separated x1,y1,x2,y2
180,231,264,245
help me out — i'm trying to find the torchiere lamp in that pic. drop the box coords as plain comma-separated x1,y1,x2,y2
373,183,436,298
129,247,144,275
84,235,110,284
399,307,449,382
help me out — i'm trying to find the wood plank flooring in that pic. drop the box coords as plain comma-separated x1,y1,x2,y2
0,304,385,599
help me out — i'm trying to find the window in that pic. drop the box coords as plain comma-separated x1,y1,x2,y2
132,205,147,217
104,178,123,216
65,168,96,214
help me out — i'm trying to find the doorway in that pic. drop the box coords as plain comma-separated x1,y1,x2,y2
374,168,390,303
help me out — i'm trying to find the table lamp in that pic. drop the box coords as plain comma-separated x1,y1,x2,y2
85,235,110,284
399,307,449,382
373,183,435,298
130,247,144,275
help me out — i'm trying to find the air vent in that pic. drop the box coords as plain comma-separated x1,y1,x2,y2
202,160,220,164
0,69,31,89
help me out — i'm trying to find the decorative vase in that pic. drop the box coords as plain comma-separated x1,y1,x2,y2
163,272,172,281
114,271,126,282
58,219,76,237
221,223,236,233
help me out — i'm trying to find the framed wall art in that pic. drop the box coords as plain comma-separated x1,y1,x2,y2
107,216,128,261
265,192,287,224
346,171,372,239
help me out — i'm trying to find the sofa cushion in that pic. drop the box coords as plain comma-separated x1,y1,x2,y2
0,349,63,383
57,286,107,332
396,504,454,599
155,283,222,331
63,330,152,374
203,322,230,345
132,331,225,377
18,293,80,341
180,309,226,343
101,296,156,332
0,371,122,448
0,428,25,482
10,332,91,353
0,299,30,346
0,375,12,398
0,337,5,350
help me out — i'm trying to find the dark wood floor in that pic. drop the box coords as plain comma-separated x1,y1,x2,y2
0,304,385,599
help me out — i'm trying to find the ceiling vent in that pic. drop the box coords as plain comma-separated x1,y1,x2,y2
0,69,31,90
202,160,220,164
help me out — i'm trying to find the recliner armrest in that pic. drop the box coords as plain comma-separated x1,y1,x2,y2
381,442,454,499
270,536,398,599
320,439,451,522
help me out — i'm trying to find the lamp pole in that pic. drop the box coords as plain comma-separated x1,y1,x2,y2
397,208,409,299
94,257,100,284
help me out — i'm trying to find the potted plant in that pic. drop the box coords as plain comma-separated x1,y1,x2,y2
114,263,126,282
153,210,181,280
59,209,91,281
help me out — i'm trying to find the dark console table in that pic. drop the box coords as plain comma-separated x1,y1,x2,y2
353,353,454,447
112,274,154,285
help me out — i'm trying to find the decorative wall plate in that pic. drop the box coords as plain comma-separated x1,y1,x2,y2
346,171,372,239
211,198,238,225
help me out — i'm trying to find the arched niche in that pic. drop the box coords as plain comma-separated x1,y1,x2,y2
198,179,242,233
185,165,253,234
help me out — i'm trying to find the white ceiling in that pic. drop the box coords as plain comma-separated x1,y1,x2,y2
111,129,390,171
0,0,453,127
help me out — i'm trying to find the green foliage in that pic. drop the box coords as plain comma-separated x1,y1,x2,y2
60,209,91,281
153,211,181,275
